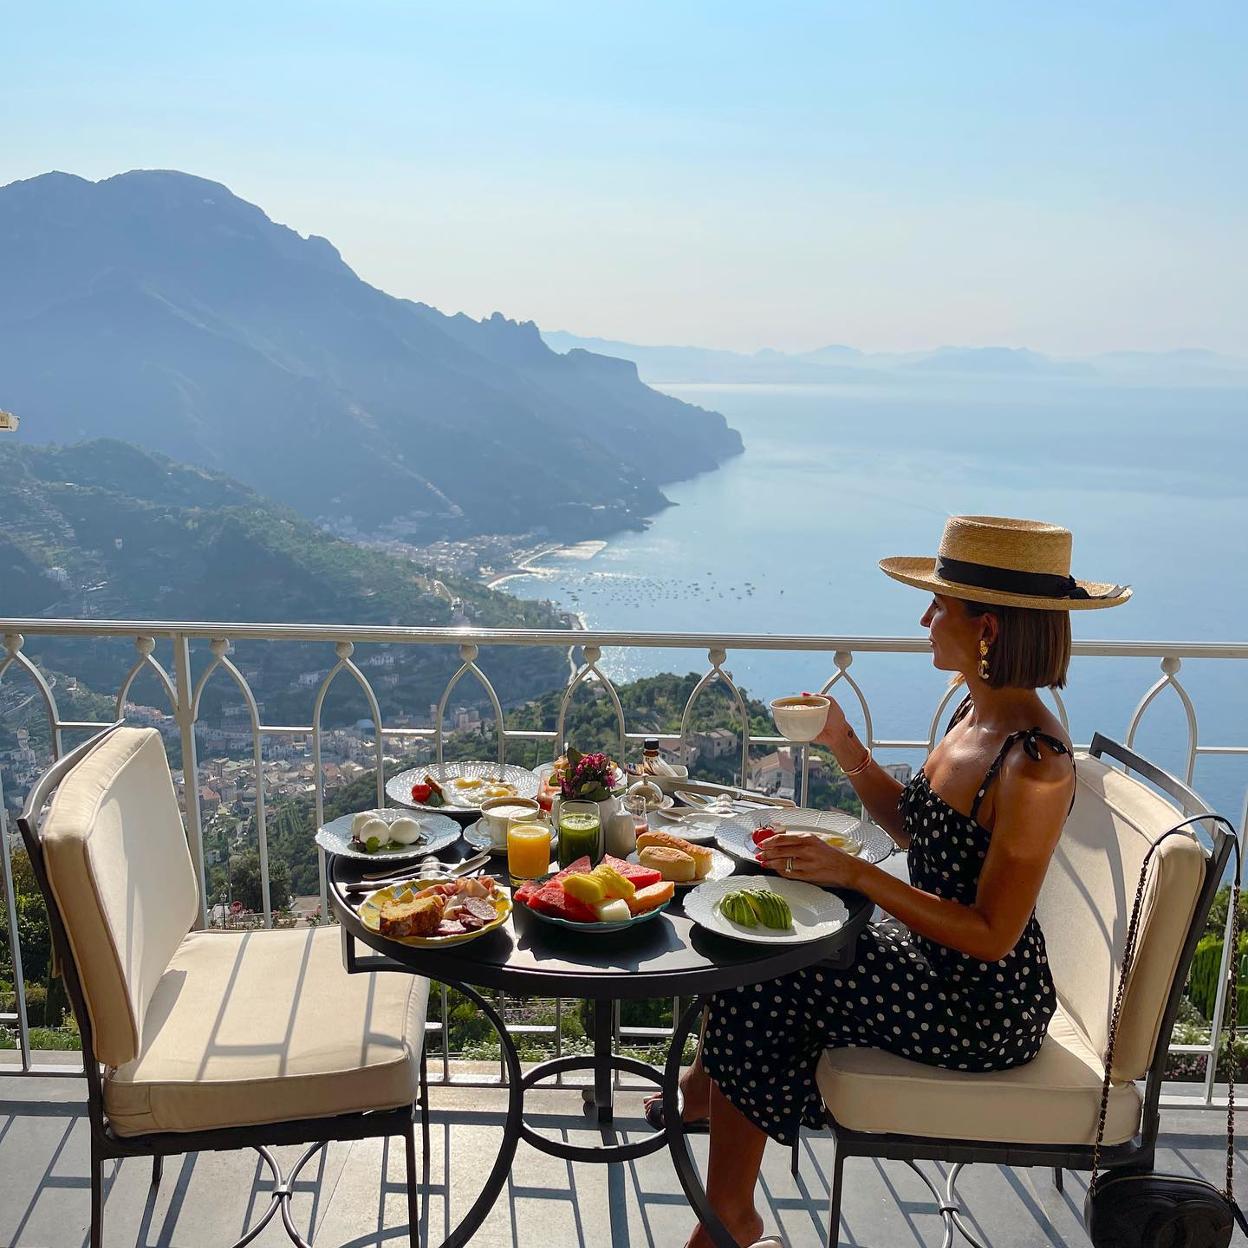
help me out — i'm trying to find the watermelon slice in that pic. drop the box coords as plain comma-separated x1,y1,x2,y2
513,881,541,905
603,853,662,890
550,855,593,884
529,882,598,923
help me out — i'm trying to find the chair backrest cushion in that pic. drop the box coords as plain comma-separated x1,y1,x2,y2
1036,753,1206,1081
40,727,199,1067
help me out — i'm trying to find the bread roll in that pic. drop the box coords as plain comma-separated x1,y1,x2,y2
637,829,713,878
639,845,696,883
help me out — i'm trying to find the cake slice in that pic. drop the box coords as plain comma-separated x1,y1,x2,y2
378,894,446,938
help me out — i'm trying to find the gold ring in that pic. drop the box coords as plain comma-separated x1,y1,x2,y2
785,857,793,873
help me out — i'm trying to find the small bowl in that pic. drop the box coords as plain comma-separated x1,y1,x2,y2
770,694,830,743
480,796,543,848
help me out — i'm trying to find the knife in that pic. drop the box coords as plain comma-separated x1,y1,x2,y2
345,851,491,897
645,776,798,809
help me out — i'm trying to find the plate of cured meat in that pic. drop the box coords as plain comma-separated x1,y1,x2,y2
359,875,511,947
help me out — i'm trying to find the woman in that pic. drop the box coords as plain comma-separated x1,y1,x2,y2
674,515,1130,1248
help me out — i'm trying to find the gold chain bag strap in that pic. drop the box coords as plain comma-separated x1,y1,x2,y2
1085,814,1247,1248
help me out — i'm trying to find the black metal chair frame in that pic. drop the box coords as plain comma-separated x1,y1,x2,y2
17,725,430,1248
806,733,1236,1248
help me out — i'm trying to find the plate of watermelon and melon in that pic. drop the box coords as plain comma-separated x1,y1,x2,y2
514,854,675,931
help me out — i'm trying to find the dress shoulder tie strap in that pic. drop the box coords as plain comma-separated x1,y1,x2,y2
944,694,973,737
969,728,1074,821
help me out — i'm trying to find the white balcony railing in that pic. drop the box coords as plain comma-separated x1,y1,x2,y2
1,618,1245,1107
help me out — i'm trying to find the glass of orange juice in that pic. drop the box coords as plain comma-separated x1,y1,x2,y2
507,816,552,881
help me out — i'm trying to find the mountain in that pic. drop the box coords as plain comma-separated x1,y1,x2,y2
904,346,1095,377
0,438,571,719
0,170,742,541
541,331,877,383
543,331,1248,387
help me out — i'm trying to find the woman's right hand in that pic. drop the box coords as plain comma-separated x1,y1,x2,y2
813,694,852,752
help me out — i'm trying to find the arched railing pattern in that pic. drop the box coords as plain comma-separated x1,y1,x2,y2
435,645,506,764
114,636,177,720
0,634,64,760
1126,656,1199,785
679,649,753,784
311,642,386,915
555,645,627,764
0,621,1243,1104
191,640,273,926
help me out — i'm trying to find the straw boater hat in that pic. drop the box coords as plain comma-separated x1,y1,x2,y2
879,515,1131,611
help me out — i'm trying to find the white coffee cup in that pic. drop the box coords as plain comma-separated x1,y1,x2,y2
480,796,543,849
770,694,831,743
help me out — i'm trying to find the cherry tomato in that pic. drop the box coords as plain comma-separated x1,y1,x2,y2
751,825,779,847
410,782,432,803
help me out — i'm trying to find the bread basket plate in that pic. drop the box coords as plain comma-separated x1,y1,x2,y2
625,846,736,889
359,881,512,947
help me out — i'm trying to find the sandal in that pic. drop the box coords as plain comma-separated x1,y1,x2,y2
642,1096,710,1134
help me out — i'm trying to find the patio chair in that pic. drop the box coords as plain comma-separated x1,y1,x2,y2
17,725,430,1248
809,734,1234,1247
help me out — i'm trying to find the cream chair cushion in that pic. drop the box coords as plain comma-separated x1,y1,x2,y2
1037,754,1205,1080
41,728,199,1068
104,927,427,1136
817,1008,1141,1145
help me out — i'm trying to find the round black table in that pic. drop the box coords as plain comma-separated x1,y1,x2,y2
330,848,872,1248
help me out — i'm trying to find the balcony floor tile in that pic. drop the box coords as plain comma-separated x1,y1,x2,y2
0,1064,1241,1247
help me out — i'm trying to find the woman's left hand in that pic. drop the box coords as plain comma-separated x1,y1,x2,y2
755,831,863,888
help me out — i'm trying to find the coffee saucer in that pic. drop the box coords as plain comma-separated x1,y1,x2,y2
462,819,508,856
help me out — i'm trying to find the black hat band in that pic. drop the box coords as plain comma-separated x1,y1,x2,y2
935,555,1093,601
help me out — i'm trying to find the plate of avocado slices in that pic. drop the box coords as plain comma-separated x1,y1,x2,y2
683,876,849,945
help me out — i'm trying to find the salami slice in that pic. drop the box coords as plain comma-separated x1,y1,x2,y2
462,897,498,923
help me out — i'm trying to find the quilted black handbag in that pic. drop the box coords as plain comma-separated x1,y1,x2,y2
1085,816,1248,1248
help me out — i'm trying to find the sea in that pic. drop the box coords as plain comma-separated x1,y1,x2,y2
501,376,1248,821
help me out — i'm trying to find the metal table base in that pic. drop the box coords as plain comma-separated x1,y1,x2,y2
406,978,729,1248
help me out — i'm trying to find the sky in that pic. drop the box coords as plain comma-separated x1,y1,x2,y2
5,2,1246,355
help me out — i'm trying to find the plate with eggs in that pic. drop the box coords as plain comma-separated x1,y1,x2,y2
386,761,540,815
716,808,895,867
316,808,462,862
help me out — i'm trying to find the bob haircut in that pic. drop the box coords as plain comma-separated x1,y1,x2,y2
961,599,1072,690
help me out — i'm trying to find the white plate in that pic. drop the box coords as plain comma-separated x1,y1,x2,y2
626,845,736,889
316,808,462,862
386,761,540,814
684,876,849,946
673,788,739,815
716,808,894,867
650,808,721,842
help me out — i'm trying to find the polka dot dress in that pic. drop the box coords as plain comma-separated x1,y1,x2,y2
701,725,1068,1147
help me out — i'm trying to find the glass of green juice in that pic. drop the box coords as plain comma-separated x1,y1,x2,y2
557,801,602,868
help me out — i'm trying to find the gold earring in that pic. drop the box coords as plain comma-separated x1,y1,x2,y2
978,639,991,681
